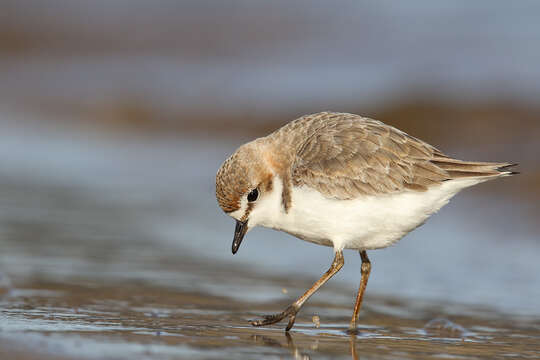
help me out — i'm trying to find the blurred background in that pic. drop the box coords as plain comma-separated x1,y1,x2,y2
1,1,539,358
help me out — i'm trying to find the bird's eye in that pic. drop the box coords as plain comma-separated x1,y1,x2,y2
247,188,259,202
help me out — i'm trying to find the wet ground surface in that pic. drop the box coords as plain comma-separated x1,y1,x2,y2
1,273,540,359
0,120,539,359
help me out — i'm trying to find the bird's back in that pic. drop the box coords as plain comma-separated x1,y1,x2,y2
267,112,515,200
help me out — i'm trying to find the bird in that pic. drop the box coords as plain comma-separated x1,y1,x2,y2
215,112,517,332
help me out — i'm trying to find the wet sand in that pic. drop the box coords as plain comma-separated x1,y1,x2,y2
2,272,539,359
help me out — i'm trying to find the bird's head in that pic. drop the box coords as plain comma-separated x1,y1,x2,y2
216,139,277,254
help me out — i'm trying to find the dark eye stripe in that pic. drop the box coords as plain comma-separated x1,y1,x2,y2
247,188,259,202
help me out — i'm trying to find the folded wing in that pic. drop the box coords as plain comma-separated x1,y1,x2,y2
290,113,512,199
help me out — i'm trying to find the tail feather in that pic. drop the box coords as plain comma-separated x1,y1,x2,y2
431,157,518,180
496,163,520,175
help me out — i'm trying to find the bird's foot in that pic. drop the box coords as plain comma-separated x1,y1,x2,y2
250,305,298,331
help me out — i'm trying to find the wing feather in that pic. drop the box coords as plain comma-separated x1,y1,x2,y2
290,113,449,199
272,112,512,200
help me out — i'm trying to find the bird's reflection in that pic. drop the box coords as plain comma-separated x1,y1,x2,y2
251,333,311,359
350,333,359,360
251,331,360,360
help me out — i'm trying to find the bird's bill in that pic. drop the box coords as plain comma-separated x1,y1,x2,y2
232,220,248,254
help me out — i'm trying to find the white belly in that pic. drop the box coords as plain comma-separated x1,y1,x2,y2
250,177,486,251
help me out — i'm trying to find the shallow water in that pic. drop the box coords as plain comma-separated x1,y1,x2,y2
1,277,540,360
0,119,539,358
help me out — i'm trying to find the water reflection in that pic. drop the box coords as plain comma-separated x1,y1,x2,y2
251,329,473,360
252,333,355,360
252,333,312,359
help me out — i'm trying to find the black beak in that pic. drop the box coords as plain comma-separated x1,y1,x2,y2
232,220,248,254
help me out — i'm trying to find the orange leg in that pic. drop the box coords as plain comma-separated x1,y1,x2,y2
251,250,344,331
349,250,371,332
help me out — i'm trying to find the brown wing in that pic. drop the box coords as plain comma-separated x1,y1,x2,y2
290,113,452,199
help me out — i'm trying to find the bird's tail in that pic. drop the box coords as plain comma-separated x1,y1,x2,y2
431,157,519,180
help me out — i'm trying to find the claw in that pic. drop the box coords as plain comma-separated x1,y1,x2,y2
250,305,298,330
285,313,296,331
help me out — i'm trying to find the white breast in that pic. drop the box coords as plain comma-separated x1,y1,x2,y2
248,176,487,251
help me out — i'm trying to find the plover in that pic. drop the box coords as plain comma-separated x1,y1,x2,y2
215,112,516,332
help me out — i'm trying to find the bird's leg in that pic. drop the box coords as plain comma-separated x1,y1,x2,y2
348,250,371,332
251,250,344,331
